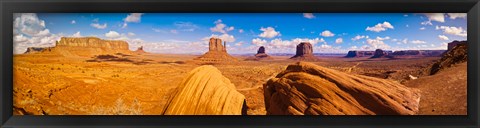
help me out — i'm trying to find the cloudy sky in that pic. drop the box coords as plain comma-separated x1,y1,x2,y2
13,13,467,54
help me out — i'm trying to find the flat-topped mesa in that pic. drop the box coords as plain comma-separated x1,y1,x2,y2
194,37,238,62
24,47,54,54
290,42,318,61
56,37,129,50
345,51,374,58
371,49,393,58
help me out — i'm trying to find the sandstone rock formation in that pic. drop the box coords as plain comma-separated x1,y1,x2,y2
429,41,467,75
371,49,392,58
194,38,238,62
245,46,273,61
134,46,147,54
24,47,53,54
345,51,375,58
263,62,421,115
162,65,246,115
290,42,318,61
23,37,132,57
448,40,467,51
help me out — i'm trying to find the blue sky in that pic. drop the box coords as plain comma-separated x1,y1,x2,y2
13,13,467,54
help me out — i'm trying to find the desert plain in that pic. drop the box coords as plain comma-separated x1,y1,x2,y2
13,37,467,115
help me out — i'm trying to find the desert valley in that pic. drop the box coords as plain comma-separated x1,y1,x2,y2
13,37,467,115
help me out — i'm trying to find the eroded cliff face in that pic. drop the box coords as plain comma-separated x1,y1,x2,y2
24,37,132,57
56,37,129,50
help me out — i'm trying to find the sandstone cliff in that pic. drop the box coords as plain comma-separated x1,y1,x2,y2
429,41,467,75
162,65,246,115
31,37,132,57
264,62,421,115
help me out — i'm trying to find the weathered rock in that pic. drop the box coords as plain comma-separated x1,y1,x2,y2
24,47,53,54
245,46,273,61
430,41,467,75
23,37,132,57
448,40,467,51
257,46,266,54
371,49,392,58
345,51,375,58
194,38,238,62
135,46,147,54
264,62,421,115
290,42,318,61
56,37,129,50
162,65,246,115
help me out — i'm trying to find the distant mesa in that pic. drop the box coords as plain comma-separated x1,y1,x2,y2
245,46,273,61
193,37,238,62
162,65,247,115
23,37,132,57
24,47,53,54
263,62,421,115
134,46,147,54
430,40,467,75
346,49,444,58
290,42,319,61
370,49,393,59
345,51,374,58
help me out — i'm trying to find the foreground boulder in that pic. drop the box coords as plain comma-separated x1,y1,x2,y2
162,65,246,115
290,42,319,61
263,62,421,115
430,41,467,75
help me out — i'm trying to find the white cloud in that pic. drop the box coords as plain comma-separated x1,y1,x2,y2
90,23,107,29
122,22,128,28
239,29,244,33
419,27,426,30
259,27,281,38
447,13,467,19
71,20,76,24
438,35,449,40
303,13,315,19
436,25,467,37
205,33,236,43
421,20,433,25
366,21,394,32
335,38,343,44
72,31,82,37
170,29,178,34
365,36,391,49
210,19,234,34
252,38,267,46
174,22,199,32
320,30,335,37
350,46,358,49
13,13,62,54
105,31,121,38
127,32,135,36
124,13,144,23
351,35,369,41
422,13,445,22
411,40,427,44
235,41,243,46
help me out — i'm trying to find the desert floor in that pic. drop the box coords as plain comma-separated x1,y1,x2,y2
13,53,466,115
